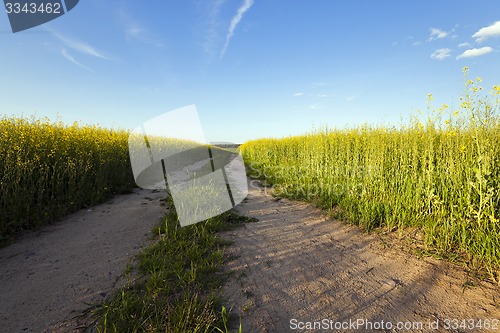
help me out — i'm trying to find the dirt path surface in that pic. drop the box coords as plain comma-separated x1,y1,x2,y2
0,188,166,333
221,181,500,332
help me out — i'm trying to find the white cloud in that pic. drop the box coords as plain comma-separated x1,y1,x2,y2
308,99,328,110
118,8,165,49
346,94,359,102
308,103,320,110
310,82,326,89
456,46,493,59
61,48,94,72
429,28,448,41
293,92,304,97
126,25,142,40
472,21,500,43
125,23,164,48
458,42,471,48
412,41,422,46
49,28,109,60
202,0,226,56
220,0,254,58
430,48,451,60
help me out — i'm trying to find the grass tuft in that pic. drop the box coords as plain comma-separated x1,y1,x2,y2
93,202,246,333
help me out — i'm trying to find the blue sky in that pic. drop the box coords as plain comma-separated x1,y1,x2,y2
1,1,500,143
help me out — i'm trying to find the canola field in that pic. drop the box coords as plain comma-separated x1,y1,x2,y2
0,117,134,243
241,68,500,280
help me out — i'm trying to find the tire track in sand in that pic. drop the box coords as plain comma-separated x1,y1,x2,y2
0,188,166,333
221,180,500,333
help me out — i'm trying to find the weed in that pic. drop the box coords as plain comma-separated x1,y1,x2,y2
93,201,247,332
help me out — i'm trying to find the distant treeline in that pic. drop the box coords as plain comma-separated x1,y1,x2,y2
210,143,241,149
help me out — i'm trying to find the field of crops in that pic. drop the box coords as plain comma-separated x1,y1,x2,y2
241,68,500,280
0,117,135,243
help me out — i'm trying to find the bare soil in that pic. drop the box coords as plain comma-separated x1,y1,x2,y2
221,180,500,332
1,181,499,333
0,188,166,333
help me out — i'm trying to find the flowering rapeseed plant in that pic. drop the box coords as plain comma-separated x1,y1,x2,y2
241,67,500,281
0,117,134,242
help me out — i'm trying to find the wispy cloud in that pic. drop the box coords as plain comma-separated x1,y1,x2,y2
428,28,449,41
124,22,165,48
125,24,143,40
346,94,359,102
49,28,109,60
118,8,165,48
310,82,326,89
292,87,330,112
202,0,226,57
472,21,500,43
431,48,451,60
61,48,94,72
456,46,493,59
220,0,254,58
308,102,322,110
458,42,471,48
307,98,329,111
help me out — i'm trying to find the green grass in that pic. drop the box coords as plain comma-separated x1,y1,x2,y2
93,199,252,333
0,117,135,244
240,67,500,281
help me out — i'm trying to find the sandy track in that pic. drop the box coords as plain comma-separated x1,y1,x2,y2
0,188,166,333
221,181,500,332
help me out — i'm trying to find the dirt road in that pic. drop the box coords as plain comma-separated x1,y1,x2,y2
221,181,500,332
1,180,499,333
0,188,166,333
